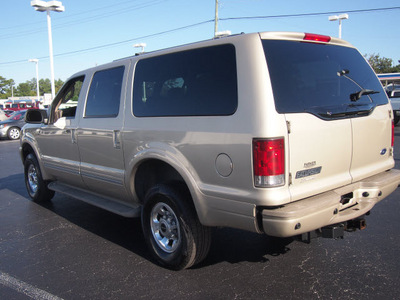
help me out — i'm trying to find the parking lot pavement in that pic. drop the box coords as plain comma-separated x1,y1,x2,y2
1,137,400,299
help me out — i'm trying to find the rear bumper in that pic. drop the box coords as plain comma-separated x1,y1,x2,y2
261,169,400,237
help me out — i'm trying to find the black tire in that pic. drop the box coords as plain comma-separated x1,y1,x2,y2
7,127,20,140
141,184,211,270
24,153,55,202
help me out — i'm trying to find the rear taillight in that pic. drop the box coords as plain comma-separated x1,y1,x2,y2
253,138,285,188
303,33,331,43
392,120,395,147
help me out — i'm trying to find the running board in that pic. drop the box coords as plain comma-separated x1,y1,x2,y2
48,182,141,218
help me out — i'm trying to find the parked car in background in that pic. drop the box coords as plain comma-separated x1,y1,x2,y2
2,100,40,112
387,89,400,125
0,110,27,140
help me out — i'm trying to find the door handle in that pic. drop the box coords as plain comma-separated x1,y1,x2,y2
66,129,77,144
113,130,121,149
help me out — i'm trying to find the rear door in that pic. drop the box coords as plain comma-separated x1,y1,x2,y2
77,61,131,202
284,114,352,201
350,105,393,182
262,37,391,202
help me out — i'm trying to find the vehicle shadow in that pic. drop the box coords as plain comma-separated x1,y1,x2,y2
196,229,294,268
3,172,295,268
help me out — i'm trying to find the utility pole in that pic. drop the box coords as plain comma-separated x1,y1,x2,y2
214,0,218,37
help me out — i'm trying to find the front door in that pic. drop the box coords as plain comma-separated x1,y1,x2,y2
36,76,86,188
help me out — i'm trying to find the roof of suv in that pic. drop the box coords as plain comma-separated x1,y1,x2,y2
69,31,355,81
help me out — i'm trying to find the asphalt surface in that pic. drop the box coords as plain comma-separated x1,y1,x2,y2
1,130,400,300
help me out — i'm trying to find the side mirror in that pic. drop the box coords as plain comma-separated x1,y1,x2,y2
25,109,48,124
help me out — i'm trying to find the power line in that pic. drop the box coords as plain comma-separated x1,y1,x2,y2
0,20,213,66
219,6,400,21
1,6,399,66
0,0,169,39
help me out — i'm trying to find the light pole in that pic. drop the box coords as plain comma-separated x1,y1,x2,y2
29,59,40,103
214,0,219,37
133,43,147,54
31,0,64,100
329,14,349,39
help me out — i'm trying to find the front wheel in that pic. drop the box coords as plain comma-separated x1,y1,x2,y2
24,154,55,202
141,184,211,270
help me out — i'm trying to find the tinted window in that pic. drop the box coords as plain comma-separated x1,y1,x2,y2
85,66,124,118
133,44,237,117
263,40,387,119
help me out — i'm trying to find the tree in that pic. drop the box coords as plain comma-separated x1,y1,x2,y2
0,76,15,98
365,54,400,74
39,78,52,95
0,75,64,98
55,79,64,93
16,82,35,97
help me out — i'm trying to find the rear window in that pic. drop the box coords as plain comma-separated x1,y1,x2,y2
263,40,387,119
133,44,238,117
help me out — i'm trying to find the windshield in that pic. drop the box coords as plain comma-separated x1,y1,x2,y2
263,40,387,118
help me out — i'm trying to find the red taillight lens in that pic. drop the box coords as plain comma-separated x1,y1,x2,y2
253,138,285,187
303,33,331,43
392,120,395,147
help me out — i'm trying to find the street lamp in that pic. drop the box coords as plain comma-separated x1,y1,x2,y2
31,0,64,100
329,14,349,39
28,59,40,103
133,43,147,54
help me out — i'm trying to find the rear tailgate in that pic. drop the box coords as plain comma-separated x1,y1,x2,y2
262,33,392,202
286,105,394,202
350,105,394,182
285,114,352,201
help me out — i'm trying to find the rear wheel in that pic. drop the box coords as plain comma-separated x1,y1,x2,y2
141,184,211,270
24,154,55,202
7,127,20,140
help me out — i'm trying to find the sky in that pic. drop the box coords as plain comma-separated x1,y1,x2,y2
1,0,399,85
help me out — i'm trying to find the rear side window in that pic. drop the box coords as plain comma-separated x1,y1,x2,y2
263,40,388,119
85,66,124,118
133,44,237,117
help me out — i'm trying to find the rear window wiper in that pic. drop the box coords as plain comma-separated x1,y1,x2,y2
338,69,379,102
350,89,380,102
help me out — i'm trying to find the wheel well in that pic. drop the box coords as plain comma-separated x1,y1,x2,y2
133,160,189,203
21,143,35,161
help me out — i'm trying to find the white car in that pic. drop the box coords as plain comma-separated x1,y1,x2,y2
387,89,400,124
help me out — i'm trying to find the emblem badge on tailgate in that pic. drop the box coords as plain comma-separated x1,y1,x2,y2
296,166,322,179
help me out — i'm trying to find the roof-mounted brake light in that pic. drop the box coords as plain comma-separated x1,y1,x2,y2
303,33,331,43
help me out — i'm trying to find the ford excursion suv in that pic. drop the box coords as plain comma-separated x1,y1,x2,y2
21,32,400,270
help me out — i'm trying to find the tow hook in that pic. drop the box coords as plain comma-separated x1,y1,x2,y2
321,217,367,239
346,217,367,231
321,223,345,239
300,216,368,243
